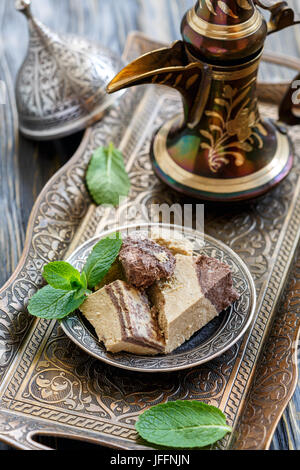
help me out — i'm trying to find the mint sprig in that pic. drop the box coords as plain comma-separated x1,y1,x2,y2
135,401,232,449
27,285,87,321
42,261,85,291
28,233,122,320
86,143,131,207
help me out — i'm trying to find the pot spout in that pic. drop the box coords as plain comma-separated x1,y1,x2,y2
107,41,189,92
107,41,212,129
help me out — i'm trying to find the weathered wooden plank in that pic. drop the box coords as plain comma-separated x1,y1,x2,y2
0,0,24,286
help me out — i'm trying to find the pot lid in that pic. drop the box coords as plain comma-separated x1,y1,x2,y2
15,0,124,140
181,0,267,62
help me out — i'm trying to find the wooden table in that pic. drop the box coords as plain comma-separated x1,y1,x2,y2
0,0,299,451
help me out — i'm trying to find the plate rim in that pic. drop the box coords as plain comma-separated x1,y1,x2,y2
60,222,257,372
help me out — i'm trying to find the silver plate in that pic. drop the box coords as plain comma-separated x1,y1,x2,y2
60,223,256,373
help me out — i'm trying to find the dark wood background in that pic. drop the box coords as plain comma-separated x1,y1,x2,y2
0,0,299,451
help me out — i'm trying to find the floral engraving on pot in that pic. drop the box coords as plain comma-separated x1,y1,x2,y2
200,80,268,173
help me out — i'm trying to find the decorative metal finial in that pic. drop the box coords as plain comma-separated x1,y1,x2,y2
15,0,124,141
15,0,32,17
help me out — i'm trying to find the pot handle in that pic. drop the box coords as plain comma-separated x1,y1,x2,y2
254,1,300,34
278,72,300,125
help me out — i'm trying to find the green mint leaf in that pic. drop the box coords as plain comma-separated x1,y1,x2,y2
86,143,131,207
80,270,88,289
135,401,232,449
27,285,86,320
43,261,83,291
83,233,122,289
74,286,92,299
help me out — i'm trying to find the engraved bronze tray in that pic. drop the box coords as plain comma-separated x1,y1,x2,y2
0,32,300,450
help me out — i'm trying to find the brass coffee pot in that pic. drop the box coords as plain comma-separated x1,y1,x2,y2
107,0,300,202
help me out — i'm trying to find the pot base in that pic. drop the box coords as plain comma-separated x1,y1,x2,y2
151,116,293,202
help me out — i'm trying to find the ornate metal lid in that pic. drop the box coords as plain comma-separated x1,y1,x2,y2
181,0,268,62
15,0,124,140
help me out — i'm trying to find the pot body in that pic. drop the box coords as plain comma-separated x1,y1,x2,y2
107,0,295,201
149,1,293,202
151,51,293,202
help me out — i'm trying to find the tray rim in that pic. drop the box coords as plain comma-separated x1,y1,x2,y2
0,31,299,451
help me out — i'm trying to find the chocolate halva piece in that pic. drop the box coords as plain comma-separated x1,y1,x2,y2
80,280,165,355
149,254,239,354
119,236,176,288
195,255,239,313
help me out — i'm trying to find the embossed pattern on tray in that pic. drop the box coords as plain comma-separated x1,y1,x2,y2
0,33,299,451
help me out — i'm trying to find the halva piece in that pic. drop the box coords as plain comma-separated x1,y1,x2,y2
148,254,239,353
150,228,194,256
119,236,176,288
95,259,125,290
80,280,164,355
